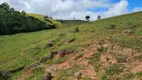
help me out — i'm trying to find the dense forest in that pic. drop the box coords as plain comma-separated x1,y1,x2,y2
0,2,56,35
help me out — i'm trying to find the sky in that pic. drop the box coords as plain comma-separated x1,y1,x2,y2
0,0,142,20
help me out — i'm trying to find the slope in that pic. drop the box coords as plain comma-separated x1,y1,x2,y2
0,11,142,80
26,13,61,27
57,20,87,26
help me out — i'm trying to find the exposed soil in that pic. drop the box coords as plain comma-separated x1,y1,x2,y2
44,41,142,79
100,53,118,67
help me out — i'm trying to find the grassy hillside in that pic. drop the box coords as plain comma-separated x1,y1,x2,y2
26,13,61,27
0,11,142,80
57,20,86,26
27,13,85,28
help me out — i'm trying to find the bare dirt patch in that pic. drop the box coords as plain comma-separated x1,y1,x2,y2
44,42,142,79
55,62,70,69
129,61,142,73
56,49,76,59
100,53,117,67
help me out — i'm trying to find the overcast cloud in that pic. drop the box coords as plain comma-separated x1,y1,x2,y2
0,0,141,20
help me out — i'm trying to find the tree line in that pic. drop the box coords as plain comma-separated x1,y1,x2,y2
0,2,56,35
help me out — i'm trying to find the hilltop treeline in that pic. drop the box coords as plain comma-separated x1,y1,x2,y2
0,2,56,35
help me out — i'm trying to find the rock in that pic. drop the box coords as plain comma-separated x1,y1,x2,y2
40,57,48,63
122,29,134,35
74,71,82,79
106,24,116,29
45,43,53,48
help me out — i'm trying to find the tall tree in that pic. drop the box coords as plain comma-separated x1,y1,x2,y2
21,10,26,15
85,15,90,21
0,2,10,11
97,15,101,20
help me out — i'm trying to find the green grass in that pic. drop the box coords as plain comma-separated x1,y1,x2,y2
60,20,87,26
26,13,61,27
0,11,142,79
134,54,142,61
120,72,142,80
89,52,104,72
55,64,85,80
106,64,124,76
25,67,45,80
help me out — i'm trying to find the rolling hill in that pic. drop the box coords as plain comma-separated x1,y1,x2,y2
0,11,142,80
56,20,87,26
26,13,61,27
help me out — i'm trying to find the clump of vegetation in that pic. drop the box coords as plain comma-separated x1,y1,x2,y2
106,24,116,29
73,27,79,33
134,55,142,61
45,43,53,48
116,55,127,63
25,67,45,80
74,52,85,60
121,72,142,80
106,64,124,75
89,52,104,72
122,29,134,35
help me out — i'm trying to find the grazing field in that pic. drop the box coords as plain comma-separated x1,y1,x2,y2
0,11,142,80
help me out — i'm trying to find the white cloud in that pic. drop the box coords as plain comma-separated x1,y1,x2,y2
133,7,142,12
0,0,129,20
105,0,128,17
